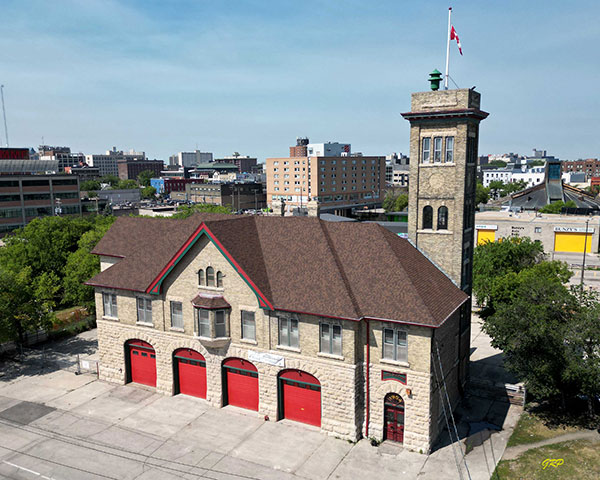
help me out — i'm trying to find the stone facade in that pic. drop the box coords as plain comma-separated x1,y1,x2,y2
93,230,461,452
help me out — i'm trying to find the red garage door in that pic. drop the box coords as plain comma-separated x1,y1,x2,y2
223,358,258,411
174,349,207,399
127,340,156,387
279,370,321,427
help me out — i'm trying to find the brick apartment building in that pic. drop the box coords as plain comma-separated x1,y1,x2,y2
87,84,486,452
562,158,600,177
266,146,385,214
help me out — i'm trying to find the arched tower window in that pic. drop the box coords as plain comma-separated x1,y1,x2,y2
437,206,448,230
198,269,205,286
422,206,433,229
206,267,215,287
216,271,223,288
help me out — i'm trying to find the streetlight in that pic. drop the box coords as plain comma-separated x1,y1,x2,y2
580,216,591,286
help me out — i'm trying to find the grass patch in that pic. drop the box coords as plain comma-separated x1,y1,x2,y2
48,316,96,342
493,439,600,479
52,306,89,330
507,411,581,447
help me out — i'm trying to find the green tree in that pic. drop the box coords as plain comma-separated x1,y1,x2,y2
137,170,158,187
482,261,576,403
382,193,397,212
141,186,157,199
80,179,101,191
539,200,577,214
499,180,528,197
489,160,507,168
116,179,139,190
0,267,56,345
488,180,505,199
529,159,545,167
394,194,408,212
473,236,545,311
564,286,600,415
63,218,115,311
476,182,490,205
172,204,233,218
100,175,120,187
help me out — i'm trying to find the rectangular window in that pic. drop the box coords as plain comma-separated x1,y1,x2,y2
433,137,442,163
422,138,431,163
196,309,210,337
445,136,454,163
170,301,183,329
241,311,256,341
215,310,226,337
136,298,152,324
383,328,408,362
320,323,342,355
102,293,117,318
279,317,299,348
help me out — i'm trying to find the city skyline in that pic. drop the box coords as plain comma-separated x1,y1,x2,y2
1,0,598,161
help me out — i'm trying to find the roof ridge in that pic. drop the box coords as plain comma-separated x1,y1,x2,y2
319,220,362,318
378,226,439,322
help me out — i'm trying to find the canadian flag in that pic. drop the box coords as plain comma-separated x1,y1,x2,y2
450,25,463,55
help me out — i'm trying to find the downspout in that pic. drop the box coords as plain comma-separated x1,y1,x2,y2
365,318,370,438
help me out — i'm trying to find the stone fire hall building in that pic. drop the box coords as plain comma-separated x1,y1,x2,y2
87,87,487,452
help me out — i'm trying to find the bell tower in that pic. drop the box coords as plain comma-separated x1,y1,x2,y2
401,75,488,387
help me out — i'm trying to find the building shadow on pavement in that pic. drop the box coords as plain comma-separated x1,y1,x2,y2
0,330,98,383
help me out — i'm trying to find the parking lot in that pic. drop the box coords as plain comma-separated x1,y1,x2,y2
0,322,520,480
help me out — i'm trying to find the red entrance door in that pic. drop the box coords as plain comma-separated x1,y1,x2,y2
279,370,321,427
127,340,156,387
384,393,405,443
174,349,207,399
223,358,259,411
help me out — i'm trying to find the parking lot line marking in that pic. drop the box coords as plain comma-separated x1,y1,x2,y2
2,460,57,479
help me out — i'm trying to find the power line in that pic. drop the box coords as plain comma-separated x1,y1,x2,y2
0,418,266,480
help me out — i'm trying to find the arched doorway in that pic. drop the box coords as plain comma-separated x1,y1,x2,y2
222,358,259,411
384,392,405,443
125,340,156,387
278,370,321,427
173,348,207,399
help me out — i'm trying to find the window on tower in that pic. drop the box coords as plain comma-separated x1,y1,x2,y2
445,136,454,163
421,138,431,163
437,206,448,230
433,137,442,162
423,206,433,229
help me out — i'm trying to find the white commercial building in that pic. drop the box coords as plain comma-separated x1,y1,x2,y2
86,148,146,177
169,151,213,168
306,142,351,157
483,165,545,188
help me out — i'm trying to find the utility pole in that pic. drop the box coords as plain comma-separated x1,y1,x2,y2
1,85,9,147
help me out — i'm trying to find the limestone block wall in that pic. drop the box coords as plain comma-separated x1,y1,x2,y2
365,320,434,452
96,318,361,441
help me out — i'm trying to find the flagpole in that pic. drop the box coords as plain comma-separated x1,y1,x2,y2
444,7,452,90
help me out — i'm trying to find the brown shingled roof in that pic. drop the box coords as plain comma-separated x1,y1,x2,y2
191,293,231,310
87,214,467,327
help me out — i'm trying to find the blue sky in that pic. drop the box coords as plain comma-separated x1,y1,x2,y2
2,0,599,161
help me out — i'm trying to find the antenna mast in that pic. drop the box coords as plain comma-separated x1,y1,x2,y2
1,85,8,147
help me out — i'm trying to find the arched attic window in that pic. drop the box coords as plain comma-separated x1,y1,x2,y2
206,267,215,287
198,269,205,286
216,271,223,288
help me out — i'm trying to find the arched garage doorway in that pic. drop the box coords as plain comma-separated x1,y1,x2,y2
222,358,259,411
173,348,207,399
278,370,321,427
125,340,156,387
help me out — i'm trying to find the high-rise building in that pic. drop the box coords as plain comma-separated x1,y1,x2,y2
39,145,85,172
402,86,488,390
